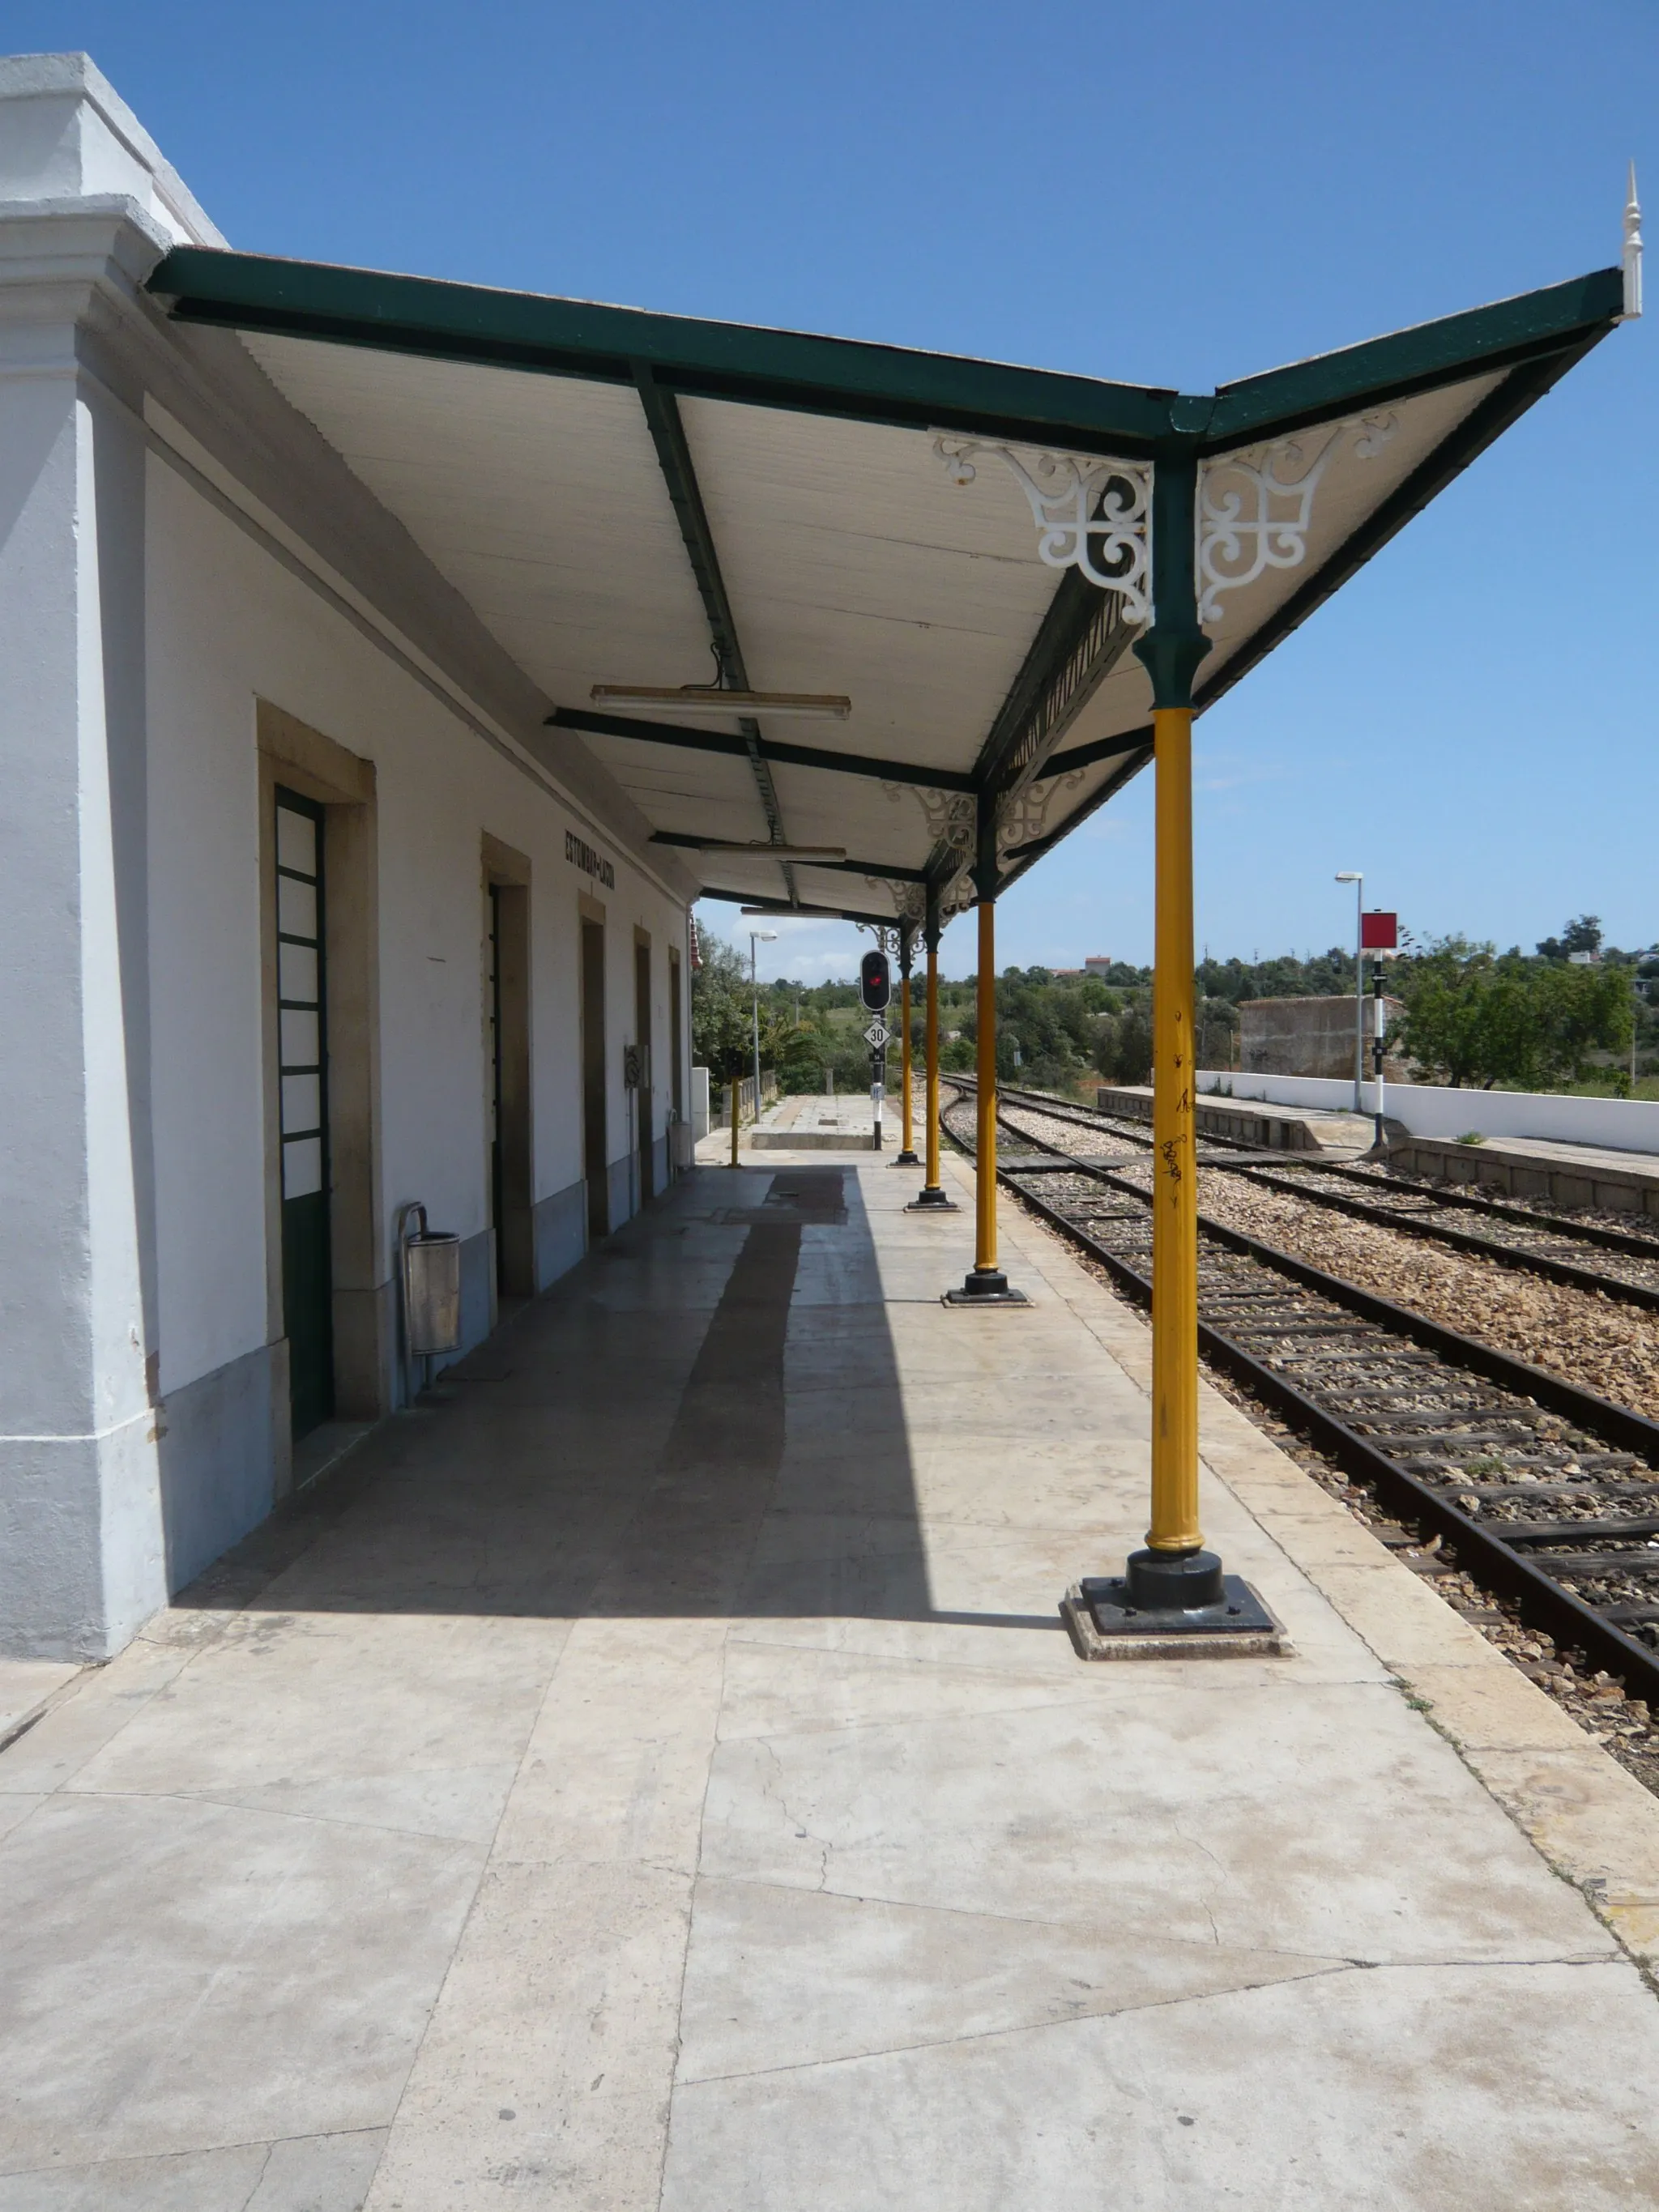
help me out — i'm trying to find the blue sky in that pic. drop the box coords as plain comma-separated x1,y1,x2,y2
20,0,1654,981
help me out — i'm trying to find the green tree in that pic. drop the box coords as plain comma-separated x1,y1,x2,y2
691,924,795,1086
1536,914,1604,962
1533,957,1635,1083
1094,998,1153,1084
1393,937,1633,1089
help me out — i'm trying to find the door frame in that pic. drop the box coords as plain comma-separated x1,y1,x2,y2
668,943,684,1176
633,930,653,1205
273,784,335,1437
258,703,384,1472
578,898,608,1242
482,833,534,1298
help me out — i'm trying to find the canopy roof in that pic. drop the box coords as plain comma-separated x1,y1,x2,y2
147,247,1625,926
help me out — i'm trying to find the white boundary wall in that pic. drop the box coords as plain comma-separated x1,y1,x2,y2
1200,1071,1659,1155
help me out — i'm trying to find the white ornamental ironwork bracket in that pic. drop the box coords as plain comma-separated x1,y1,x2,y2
934,437,1153,620
940,869,978,919
859,881,927,931
1195,414,1397,624
883,781,976,858
996,770,1084,859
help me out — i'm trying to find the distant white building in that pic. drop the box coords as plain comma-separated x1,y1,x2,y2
1084,956,1112,978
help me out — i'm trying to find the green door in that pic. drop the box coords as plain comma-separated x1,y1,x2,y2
488,884,505,1290
275,790,335,1436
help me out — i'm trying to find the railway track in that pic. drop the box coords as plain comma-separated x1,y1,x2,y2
940,1080,1659,1707
973,1076,1659,1313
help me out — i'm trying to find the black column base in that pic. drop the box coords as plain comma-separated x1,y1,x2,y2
890,1149,921,1167
1125,1546,1225,1609
1058,1548,1284,1660
906,1185,959,1213
944,1266,1028,1306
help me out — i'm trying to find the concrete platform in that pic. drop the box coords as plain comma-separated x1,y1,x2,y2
747,1094,886,1151
4,1153,1659,2208
1387,1129,1659,1217
1097,1082,1376,1156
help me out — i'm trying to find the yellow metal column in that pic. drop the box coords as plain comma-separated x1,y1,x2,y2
1148,703,1202,1553
1062,455,1273,1639
899,974,914,1155
909,890,957,1213
893,923,920,1169
946,867,1022,1298
924,952,940,1183
973,897,998,1272
1066,445,1255,1630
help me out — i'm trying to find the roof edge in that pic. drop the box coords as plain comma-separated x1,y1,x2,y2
146,245,1179,453
1202,268,1624,447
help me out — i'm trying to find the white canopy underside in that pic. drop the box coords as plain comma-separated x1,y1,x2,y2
239,328,1503,916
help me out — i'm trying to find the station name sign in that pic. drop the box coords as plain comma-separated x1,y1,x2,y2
565,829,615,889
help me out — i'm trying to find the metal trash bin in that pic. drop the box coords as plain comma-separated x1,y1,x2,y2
399,1204,462,1355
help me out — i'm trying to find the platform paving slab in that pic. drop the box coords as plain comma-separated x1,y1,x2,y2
2,1153,1659,2208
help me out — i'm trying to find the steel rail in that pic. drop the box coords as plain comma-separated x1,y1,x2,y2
937,1083,1659,1704
982,1076,1659,1255
960,1075,1659,1313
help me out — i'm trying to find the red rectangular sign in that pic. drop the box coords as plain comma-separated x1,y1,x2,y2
1361,910,1398,950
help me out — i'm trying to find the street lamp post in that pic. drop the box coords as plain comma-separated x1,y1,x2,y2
1335,872,1363,1113
749,929,777,1127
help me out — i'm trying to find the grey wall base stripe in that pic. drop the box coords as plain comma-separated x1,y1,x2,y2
533,1180,587,1289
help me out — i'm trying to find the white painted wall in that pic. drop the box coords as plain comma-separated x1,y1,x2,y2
0,257,167,1652
145,450,692,1396
1199,1069,1659,1154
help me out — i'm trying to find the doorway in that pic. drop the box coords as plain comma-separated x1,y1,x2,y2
275,787,335,1436
669,945,684,1170
634,937,653,1204
487,885,502,1278
581,917,608,1240
485,873,534,1295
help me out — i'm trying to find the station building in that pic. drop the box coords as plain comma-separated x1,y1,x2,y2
1,59,702,1657
0,53,1636,1663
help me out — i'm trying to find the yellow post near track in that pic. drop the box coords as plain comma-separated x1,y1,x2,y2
899,970,913,1156
924,943,941,1187
1148,703,1202,1554
909,897,957,1214
947,830,1021,1296
1065,450,1265,1634
974,897,998,1272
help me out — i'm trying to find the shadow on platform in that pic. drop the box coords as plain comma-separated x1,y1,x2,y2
175,1164,1058,1634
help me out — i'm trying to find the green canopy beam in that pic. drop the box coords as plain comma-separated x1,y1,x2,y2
631,364,797,906
548,705,979,795
650,831,928,884
149,249,1623,462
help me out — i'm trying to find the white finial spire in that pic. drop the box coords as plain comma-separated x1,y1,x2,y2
1623,160,1642,320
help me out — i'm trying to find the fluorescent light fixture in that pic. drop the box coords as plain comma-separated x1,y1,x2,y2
695,840,848,860
591,684,851,719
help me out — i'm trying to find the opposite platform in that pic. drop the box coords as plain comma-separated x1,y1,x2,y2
2,1151,1657,2209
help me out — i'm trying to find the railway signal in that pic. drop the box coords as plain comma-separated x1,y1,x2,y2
859,950,891,1012
1361,912,1398,1149
1361,910,1398,952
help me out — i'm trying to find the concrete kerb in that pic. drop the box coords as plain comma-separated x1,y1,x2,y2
0,1660,87,1756
973,1149,1659,1980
